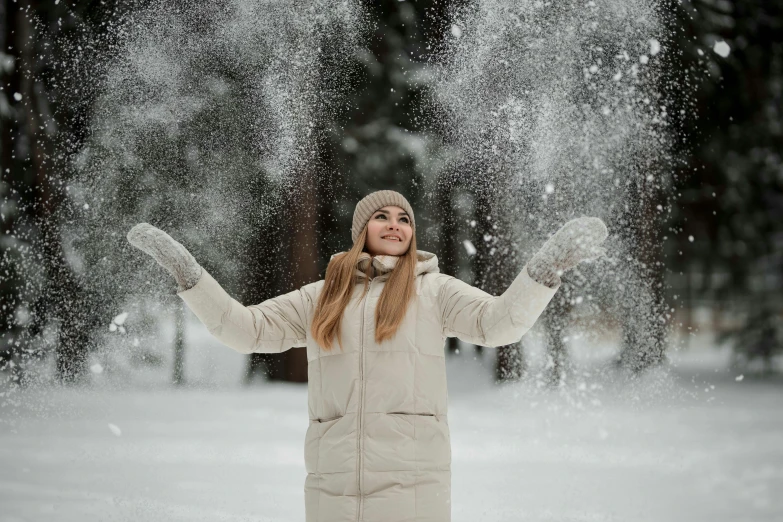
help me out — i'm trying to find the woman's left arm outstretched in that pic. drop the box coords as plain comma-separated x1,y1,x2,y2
437,216,607,347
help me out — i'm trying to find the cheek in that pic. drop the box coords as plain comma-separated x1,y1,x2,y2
367,221,382,235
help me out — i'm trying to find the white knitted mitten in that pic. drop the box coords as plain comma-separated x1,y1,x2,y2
527,217,608,288
127,223,203,292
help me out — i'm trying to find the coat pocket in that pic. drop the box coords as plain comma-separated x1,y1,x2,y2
387,412,438,421
314,414,344,423
305,413,353,475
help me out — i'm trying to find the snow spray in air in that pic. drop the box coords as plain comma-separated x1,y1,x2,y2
54,0,366,383
425,0,682,388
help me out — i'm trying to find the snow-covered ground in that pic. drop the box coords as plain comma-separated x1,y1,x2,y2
1,323,781,521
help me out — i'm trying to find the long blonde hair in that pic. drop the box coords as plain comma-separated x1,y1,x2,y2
311,225,419,351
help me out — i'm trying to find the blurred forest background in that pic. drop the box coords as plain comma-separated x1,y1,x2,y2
0,0,781,387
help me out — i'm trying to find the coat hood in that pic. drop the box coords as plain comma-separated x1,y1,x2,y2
329,249,440,280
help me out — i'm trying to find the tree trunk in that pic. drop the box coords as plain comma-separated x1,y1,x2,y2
616,178,668,374
244,203,288,384
542,288,574,387
283,170,320,383
435,176,460,354
172,301,185,386
15,1,94,383
470,180,524,383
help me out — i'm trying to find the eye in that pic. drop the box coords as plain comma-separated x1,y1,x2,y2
400,217,409,224
375,214,386,219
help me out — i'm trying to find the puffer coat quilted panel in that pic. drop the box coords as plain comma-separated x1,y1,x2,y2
177,250,559,521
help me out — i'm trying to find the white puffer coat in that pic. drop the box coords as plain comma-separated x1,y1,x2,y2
177,250,559,522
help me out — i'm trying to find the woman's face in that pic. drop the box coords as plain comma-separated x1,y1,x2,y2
365,205,413,256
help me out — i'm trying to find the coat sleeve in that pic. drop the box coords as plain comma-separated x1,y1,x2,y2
435,264,559,348
176,268,309,354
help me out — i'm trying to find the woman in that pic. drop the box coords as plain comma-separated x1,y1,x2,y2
127,189,607,522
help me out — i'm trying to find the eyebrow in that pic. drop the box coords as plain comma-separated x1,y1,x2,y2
374,209,410,217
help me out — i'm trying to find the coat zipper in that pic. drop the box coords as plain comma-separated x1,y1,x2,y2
357,276,373,522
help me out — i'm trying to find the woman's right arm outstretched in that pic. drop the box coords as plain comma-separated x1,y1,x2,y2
127,223,308,354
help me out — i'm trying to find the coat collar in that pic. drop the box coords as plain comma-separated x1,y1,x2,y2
329,249,440,280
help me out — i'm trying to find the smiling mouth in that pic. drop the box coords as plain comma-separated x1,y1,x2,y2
382,236,402,242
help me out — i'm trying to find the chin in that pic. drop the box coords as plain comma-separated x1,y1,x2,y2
373,241,409,256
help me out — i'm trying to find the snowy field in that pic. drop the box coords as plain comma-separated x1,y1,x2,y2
1,324,782,522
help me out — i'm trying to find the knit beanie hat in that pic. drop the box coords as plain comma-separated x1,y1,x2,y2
351,190,415,244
